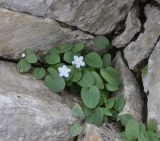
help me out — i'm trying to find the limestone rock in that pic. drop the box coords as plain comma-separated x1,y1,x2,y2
0,0,134,34
0,61,76,141
113,52,143,121
78,123,122,141
142,40,160,131
0,8,92,59
124,5,160,70
112,6,141,48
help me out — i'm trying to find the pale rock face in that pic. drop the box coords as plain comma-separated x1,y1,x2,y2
0,0,134,34
123,5,160,70
0,61,76,141
78,123,122,141
142,40,160,132
113,52,143,121
0,8,93,59
112,5,141,48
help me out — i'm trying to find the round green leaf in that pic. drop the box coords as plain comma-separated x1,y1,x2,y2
85,52,103,68
71,69,82,82
92,107,104,127
147,119,157,132
77,70,94,87
45,53,60,65
95,36,110,48
47,67,59,77
33,67,45,80
69,123,82,137
81,86,100,109
56,43,73,53
72,103,84,118
115,95,125,112
91,71,104,89
63,51,74,63
103,53,111,67
118,114,135,126
17,59,31,73
106,83,119,91
26,53,37,63
73,42,85,53
100,67,121,86
125,119,140,141
45,75,65,93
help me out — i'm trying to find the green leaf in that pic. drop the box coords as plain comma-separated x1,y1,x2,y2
26,52,37,63
81,86,100,109
71,69,82,82
115,95,125,112
106,83,119,91
63,51,74,63
72,103,84,118
45,53,60,65
57,43,73,53
92,107,104,127
25,48,33,54
100,67,121,86
118,114,135,126
141,65,148,79
85,52,103,68
47,67,59,76
77,70,94,87
138,133,149,141
33,67,45,80
73,42,85,53
107,98,116,109
91,71,104,89
147,119,157,132
95,36,110,48
69,123,82,137
45,74,65,93
146,131,158,141
17,59,31,73
101,108,113,117
103,53,111,67
125,119,140,141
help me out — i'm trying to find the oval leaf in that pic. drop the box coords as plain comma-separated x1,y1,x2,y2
95,36,110,48
103,53,111,67
73,42,85,53
45,53,60,65
77,70,94,87
63,51,74,63
33,67,45,80
91,71,104,89
17,59,31,73
69,123,82,137
85,52,103,68
72,103,84,118
57,43,73,53
45,75,65,93
81,86,100,109
26,52,37,63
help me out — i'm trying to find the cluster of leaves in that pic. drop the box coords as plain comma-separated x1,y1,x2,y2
118,114,160,141
17,36,125,137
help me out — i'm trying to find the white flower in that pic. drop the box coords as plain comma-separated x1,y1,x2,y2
21,53,26,58
72,56,85,68
58,65,71,78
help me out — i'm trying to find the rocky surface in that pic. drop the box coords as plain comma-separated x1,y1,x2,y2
113,52,143,121
112,6,141,48
142,40,160,131
0,61,76,141
124,5,160,70
0,8,92,59
0,0,134,35
78,123,121,141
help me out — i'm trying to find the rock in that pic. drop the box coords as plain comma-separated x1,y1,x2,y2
112,52,143,121
155,0,160,5
112,6,141,48
142,40,160,131
78,123,122,141
0,61,77,141
0,0,134,35
123,5,160,70
0,8,93,59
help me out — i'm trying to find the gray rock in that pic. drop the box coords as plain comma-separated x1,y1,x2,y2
78,123,122,141
113,52,143,121
142,40,160,131
0,61,76,141
155,0,160,5
0,0,134,34
124,5,160,70
112,6,141,48
0,8,92,59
